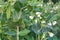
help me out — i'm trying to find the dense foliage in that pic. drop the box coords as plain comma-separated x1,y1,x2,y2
0,0,60,40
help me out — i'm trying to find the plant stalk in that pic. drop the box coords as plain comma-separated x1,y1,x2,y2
38,34,40,40
16,26,19,40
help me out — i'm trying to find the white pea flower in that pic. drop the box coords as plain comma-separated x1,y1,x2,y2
35,19,37,23
29,16,34,19
55,6,59,9
40,16,42,19
47,2,52,5
50,10,54,13
52,21,57,25
25,8,28,10
37,4,43,7
53,6,59,10
48,32,54,37
36,12,41,15
41,20,46,23
36,12,42,17
42,34,45,38
37,15,40,17
48,22,52,26
40,4,43,7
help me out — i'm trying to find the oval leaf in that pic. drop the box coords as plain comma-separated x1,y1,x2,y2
19,29,30,36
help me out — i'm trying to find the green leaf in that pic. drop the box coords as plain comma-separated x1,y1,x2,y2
49,14,60,22
31,23,41,34
12,11,22,22
19,19,25,29
48,36,58,40
5,31,16,36
19,0,27,4
0,21,2,33
19,29,30,36
53,36,58,40
25,36,34,40
14,1,23,12
6,6,11,19
28,0,43,6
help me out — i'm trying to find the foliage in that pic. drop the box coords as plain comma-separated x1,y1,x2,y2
0,0,60,40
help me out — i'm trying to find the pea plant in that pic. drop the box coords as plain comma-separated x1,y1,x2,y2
0,0,60,40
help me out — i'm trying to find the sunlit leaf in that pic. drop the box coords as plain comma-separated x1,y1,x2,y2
19,29,30,36
6,6,11,19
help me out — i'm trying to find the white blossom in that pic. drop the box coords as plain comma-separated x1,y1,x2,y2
29,16,34,19
25,8,28,10
50,10,54,13
36,12,42,17
48,32,54,37
37,4,43,7
55,6,59,9
47,2,52,5
36,12,41,15
35,19,37,23
41,20,46,23
40,4,43,7
40,16,42,19
42,34,45,38
53,6,59,10
48,22,52,26
52,21,57,25
37,15,40,17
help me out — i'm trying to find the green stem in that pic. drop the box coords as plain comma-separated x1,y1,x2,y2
36,34,37,40
38,35,40,40
16,26,19,40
